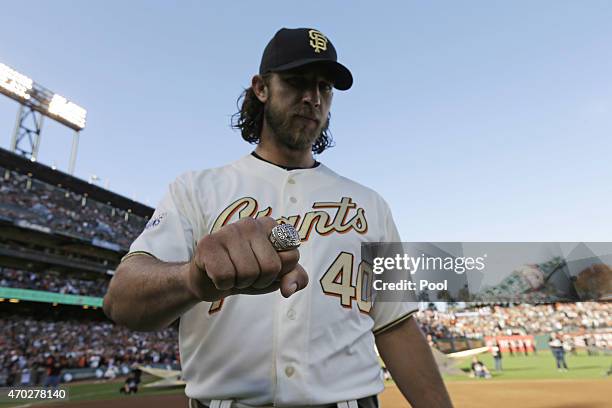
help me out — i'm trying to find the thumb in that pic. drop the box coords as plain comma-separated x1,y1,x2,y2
279,263,309,298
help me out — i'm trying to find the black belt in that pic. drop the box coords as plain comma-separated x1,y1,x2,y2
190,396,379,408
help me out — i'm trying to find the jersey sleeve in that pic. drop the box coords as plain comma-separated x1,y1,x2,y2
370,199,419,335
124,175,195,263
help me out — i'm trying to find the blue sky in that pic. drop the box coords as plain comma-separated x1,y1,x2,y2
1,1,611,241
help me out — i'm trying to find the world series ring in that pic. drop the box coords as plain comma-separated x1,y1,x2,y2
269,224,301,251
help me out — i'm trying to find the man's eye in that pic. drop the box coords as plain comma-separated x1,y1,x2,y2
285,77,303,87
320,83,333,92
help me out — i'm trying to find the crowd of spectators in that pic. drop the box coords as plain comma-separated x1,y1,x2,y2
1,302,609,386
0,167,148,249
0,268,109,298
416,302,611,340
0,315,179,386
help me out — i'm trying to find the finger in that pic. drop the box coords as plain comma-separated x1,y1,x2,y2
226,235,261,289
201,243,236,291
279,263,309,298
257,216,279,234
250,238,282,289
277,248,300,276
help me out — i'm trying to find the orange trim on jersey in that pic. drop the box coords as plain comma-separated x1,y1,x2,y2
209,298,225,314
372,310,418,336
120,251,157,263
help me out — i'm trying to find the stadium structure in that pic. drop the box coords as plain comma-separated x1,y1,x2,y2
0,61,179,389
0,146,185,386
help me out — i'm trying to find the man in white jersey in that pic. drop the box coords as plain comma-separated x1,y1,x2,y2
104,27,452,407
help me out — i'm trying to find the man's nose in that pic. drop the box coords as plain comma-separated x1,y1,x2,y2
302,84,321,107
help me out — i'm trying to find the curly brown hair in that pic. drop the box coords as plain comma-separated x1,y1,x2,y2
231,76,334,154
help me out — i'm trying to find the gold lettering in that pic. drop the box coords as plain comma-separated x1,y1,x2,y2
298,211,332,240
308,30,328,53
211,197,258,233
349,208,368,233
313,197,356,233
211,196,368,240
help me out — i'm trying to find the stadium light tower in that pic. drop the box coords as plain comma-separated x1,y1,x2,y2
0,62,87,174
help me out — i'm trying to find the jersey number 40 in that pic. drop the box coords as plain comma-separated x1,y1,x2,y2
320,252,373,313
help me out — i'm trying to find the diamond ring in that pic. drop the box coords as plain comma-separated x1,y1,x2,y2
269,224,301,252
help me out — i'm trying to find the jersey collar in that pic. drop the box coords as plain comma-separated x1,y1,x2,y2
235,153,325,181
250,151,320,171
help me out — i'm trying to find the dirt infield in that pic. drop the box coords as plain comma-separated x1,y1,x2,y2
46,394,189,408
382,379,611,408
37,379,610,408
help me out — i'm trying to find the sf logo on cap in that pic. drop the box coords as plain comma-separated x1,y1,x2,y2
308,30,328,53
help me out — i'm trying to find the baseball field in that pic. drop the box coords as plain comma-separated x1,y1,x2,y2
1,351,609,408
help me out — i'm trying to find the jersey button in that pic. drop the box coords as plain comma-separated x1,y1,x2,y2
287,178,296,184
285,366,295,377
289,197,297,204
287,309,296,320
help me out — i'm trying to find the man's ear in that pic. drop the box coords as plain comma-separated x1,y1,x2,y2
252,75,269,103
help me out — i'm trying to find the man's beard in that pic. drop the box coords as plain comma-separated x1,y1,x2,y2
264,102,324,151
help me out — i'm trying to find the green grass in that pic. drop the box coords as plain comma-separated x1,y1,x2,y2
0,376,185,407
443,350,612,381
3,352,610,407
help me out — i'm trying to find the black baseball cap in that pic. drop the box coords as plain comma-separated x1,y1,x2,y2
259,27,353,91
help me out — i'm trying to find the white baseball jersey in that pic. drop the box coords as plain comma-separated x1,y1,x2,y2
128,154,417,406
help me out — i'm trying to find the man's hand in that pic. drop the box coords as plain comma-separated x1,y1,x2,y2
186,217,309,302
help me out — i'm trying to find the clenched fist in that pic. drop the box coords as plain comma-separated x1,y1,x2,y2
186,217,309,302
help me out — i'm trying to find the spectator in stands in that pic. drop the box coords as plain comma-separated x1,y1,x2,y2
20,366,31,386
1,313,180,385
0,267,109,298
415,302,611,344
0,166,148,249
32,357,46,386
5,366,18,387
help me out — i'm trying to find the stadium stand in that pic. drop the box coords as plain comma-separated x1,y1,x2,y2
1,303,179,386
0,149,149,250
417,302,611,355
417,303,611,339
0,147,160,385
0,267,109,297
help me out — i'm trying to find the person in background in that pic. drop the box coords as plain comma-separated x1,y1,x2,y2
43,353,62,387
548,333,569,371
492,341,503,372
20,366,31,386
470,357,491,379
119,367,141,394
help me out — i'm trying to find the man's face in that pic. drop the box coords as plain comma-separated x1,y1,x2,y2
262,65,334,151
